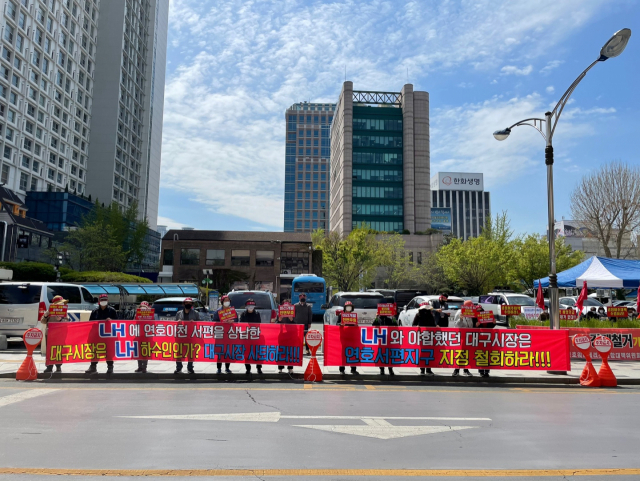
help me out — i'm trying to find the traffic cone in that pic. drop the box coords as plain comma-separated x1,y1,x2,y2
304,329,323,382
15,355,38,381
597,353,617,387
579,358,601,387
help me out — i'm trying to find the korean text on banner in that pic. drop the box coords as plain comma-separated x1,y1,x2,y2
279,304,295,318
607,306,628,318
377,303,397,317
49,304,68,317
523,306,544,320
218,307,237,323
341,312,358,326
135,308,155,321
461,308,475,318
501,305,521,317
46,321,305,366
323,325,570,370
560,309,578,321
477,312,495,325
567,328,640,361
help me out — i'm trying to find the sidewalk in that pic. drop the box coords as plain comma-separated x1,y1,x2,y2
2,350,640,384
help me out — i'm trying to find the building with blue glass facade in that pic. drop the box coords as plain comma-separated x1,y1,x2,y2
283,102,336,233
330,82,431,236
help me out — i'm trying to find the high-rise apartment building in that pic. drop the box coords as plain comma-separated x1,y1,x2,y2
283,101,335,233
430,172,491,240
86,0,168,230
329,82,430,236
0,0,100,198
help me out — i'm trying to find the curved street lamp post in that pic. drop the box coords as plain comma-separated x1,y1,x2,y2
493,29,631,330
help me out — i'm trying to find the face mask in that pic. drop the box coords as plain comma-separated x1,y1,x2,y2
300,299,306,304
100,301,108,307
247,306,255,312
185,304,193,310
223,301,230,308
345,306,353,313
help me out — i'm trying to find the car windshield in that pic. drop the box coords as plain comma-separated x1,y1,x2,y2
561,298,576,306
0,285,41,304
293,282,324,293
152,302,184,316
507,296,536,306
228,292,273,309
335,295,385,309
584,298,604,307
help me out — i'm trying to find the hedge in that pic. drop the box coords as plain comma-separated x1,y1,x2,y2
0,262,57,282
61,271,152,283
509,317,640,329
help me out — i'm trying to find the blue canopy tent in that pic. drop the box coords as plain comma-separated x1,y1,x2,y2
534,256,640,289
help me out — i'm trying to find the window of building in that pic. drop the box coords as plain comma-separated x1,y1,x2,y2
19,172,28,191
1,164,8,183
180,248,199,265
231,250,250,267
205,249,225,266
163,249,173,266
280,251,309,274
256,250,274,267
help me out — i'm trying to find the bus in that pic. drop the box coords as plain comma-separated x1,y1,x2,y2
291,275,326,318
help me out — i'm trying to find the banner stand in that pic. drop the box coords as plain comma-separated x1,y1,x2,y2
304,330,323,382
17,328,43,381
594,336,617,387
573,334,601,387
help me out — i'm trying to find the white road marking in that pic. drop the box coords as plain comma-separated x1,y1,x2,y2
0,389,59,408
281,415,492,421
291,425,478,440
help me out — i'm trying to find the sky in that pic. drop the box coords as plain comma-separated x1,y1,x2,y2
157,0,639,236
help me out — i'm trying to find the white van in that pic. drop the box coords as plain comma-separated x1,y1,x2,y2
322,292,386,325
0,282,97,338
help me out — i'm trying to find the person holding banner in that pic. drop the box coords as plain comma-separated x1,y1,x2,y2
85,294,118,375
134,301,157,373
413,302,436,376
240,299,263,375
431,295,450,328
278,299,295,374
294,294,313,355
337,301,359,375
41,295,69,373
475,304,495,378
213,295,237,374
373,313,397,376
174,298,199,374
451,300,474,377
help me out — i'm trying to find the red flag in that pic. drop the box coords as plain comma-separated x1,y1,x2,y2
536,280,545,310
576,281,588,315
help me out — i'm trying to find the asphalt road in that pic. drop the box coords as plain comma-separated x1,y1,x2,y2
0,380,639,480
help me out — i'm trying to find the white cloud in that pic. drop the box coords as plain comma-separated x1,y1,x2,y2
157,216,191,230
500,65,533,76
540,60,564,75
161,0,611,227
546,85,555,93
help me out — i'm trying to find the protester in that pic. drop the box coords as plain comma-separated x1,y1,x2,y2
597,306,607,319
431,294,450,327
134,301,157,374
539,308,550,322
474,304,496,378
452,300,474,377
174,298,199,375
213,295,237,374
85,294,118,375
41,295,68,373
338,301,359,375
584,307,599,320
413,302,436,376
373,313,397,376
240,299,262,375
294,293,313,355
278,299,294,374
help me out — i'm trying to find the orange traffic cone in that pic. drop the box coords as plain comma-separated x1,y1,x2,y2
597,356,617,387
579,358,601,387
16,328,43,381
304,329,323,382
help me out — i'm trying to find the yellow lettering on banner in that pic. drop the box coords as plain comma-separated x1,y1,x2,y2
439,350,453,365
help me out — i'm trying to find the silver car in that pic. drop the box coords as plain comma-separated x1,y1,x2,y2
227,290,278,323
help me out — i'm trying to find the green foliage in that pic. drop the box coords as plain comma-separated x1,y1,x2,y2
59,201,149,272
0,262,56,281
207,269,249,295
510,317,640,329
377,233,419,289
313,227,382,291
61,271,152,283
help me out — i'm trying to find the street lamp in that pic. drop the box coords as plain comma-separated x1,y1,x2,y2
493,28,631,330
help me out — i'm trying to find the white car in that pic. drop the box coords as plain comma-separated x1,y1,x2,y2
322,292,386,325
478,292,537,324
398,295,465,327
0,282,97,338
559,296,605,316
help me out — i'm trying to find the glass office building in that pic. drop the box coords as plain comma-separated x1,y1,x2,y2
283,102,335,233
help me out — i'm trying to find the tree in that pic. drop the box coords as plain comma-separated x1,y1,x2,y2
570,162,640,258
313,228,381,291
61,223,126,272
416,253,455,295
512,234,583,292
377,233,419,289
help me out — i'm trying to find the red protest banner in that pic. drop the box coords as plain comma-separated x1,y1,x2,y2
323,325,570,370
341,312,358,326
560,309,578,321
46,321,304,366
279,303,295,318
476,312,495,325
377,303,397,317
501,305,521,317
218,307,237,323
48,304,68,317
461,307,475,318
135,308,155,321
607,306,628,318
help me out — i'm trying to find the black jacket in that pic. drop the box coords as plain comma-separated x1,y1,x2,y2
240,310,262,323
431,300,450,327
373,315,397,326
412,309,437,327
90,305,118,321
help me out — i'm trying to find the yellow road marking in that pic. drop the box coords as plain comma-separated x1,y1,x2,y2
303,384,313,389
365,385,376,390
0,468,639,477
